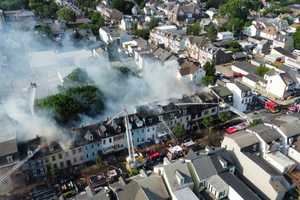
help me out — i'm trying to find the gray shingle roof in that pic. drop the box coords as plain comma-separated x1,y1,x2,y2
219,172,261,200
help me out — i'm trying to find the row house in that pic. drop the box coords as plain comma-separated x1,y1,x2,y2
225,81,255,112
96,4,123,25
167,2,202,26
185,36,232,66
186,148,261,200
222,131,292,200
244,18,294,50
19,94,229,177
0,133,19,193
149,25,186,54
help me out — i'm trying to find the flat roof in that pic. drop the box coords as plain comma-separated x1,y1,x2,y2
249,124,281,144
225,131,260,149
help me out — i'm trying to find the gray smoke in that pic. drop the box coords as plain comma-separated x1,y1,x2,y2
0,26,191,142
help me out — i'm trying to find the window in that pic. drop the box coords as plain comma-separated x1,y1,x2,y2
86,154,89,159
137,138,140,143
58,153,62,159
92,152,95,156
60,162,64,168
72,149,76,155
6,156,13,163
52,155,56,161
78,147,82,153
73,158,77,163
53,163,57,169
109,138,112,143
91,144,94,148
103,139,106,145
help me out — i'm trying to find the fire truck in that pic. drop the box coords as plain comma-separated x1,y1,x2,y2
257,96,280,113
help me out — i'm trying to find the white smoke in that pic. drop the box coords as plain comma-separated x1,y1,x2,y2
0,25,192,141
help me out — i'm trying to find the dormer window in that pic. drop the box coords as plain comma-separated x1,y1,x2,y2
175,170,185,185
6,156,13,163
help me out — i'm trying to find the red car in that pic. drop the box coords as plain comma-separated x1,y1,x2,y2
225,122,248,134
148,151,160,161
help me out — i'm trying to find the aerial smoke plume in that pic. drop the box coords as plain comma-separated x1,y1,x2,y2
0,25,191,142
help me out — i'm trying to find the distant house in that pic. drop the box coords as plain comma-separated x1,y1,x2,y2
210,85,233,105
186,148,260,200
185,36,232,65
0,9,5,30
217,32,234,41
178,60,205,83
96,4,123,24
119,15,134,31
99,27,120,44
226,81,255,112
167,2,202,26
149,25,186,54
154,159,197,200
222,131,292,200
264,71,296,99
114,174,170,200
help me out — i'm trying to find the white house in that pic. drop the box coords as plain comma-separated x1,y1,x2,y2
217,32,234,41
178,60,205,83
99,27,120,44
226,82,255,112
119,15,134,31
264,71,295,99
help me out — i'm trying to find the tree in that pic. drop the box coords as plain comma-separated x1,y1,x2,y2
111,0,134,14
205,0,226,9
201,116,214,128
219,0,258,35
225,41,242,53
96,155,103,169
57,7,77,22
293,27,300,50
0,0,23,10
206,24,217,41
202,61,216,86
133,28,150,40
219,112,230,122
187,22,201,36
29,0,58,18
256,65,270,77
87,11,105,35
173,124,185,138
36,85,105,123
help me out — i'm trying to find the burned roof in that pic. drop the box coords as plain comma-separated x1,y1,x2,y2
210,85,232,98
0,135,17,157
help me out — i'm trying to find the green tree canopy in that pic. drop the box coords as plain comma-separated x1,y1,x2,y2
294,28,300,50
0,0,23,10
29,0,58,18
224,41,242,53
187,22,201,36
256,65,270,77
201,116,214,128
111,0,134,14
173,124,185,138
36,85,105,123
57,7,77,22
219,0,260,34
206,24,217,41
202,61,216,86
